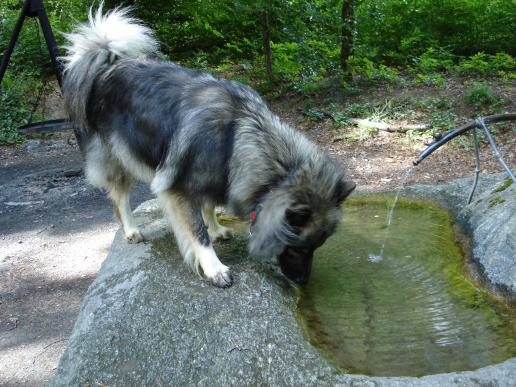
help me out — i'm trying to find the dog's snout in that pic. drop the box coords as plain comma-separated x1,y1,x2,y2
293,273,310,285
278,247,314,285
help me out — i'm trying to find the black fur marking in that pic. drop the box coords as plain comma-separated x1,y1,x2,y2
193,216,211,247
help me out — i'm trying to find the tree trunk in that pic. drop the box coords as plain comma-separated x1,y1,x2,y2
340,0,355,73
261,10,273,80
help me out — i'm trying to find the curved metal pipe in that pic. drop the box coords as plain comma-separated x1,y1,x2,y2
413,113,516,165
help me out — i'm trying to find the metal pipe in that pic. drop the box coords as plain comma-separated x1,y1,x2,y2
18,119,71,133
413,113,516,165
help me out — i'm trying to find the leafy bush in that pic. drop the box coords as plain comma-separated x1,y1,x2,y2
457,52,516,74
464,82,499,107
356,0,515,63
415,48,454,73
348,57,402,84
413,73,446,87
0,72,40,145
1,0,515,143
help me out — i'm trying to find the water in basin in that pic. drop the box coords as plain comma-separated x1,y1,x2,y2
298,197,516,376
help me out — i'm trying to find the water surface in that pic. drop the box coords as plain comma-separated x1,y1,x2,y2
298,197,516,376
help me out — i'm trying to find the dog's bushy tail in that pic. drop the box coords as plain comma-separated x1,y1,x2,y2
61,3,158,129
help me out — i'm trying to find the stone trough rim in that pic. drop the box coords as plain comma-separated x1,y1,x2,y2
338,174,515,384
51,174,516,386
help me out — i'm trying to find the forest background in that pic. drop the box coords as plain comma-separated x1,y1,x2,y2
0,0,514,145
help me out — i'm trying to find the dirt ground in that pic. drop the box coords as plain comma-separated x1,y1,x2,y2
0,81,514,385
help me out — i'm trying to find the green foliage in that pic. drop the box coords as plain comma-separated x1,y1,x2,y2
429,111,457,131
0,0,89,74
356,0,515,63
464,82,499,108
303,107,327,121
348,57,402,84
457,52,516,75
415,48,454,73
0,0,515,143
413,73,446,87
417,97,453,111
343,102,375,118
0,72,36,145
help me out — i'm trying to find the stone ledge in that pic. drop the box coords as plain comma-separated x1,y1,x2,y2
51,174,516,386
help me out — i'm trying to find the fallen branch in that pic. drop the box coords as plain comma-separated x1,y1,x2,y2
300,109,432,132
347,118,432,132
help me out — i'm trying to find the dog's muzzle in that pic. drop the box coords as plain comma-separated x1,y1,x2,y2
278,247,314,285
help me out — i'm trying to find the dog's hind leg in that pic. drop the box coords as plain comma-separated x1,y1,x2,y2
84,136,143,243
202,204,234,241
158,191,233,288
108,174,144,243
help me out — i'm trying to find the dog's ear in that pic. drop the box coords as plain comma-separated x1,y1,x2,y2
248,194,292,259
336,179,356,202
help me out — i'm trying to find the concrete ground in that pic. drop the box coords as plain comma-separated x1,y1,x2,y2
0,138,152,386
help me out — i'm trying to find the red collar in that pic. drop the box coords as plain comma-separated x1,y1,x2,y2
250,205,262,225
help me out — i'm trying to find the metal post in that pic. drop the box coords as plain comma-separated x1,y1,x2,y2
467,127,481,204
32,0,63,87
477,118,515,182
0,0,63,89
0,1,31,86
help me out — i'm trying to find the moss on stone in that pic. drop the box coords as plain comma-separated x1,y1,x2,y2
492,177,513,193
488,195,506,208
151,233,179,256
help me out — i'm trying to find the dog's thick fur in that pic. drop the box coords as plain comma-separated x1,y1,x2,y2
62,6,355,287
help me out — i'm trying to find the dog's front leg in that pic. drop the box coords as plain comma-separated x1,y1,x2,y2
158,191,233,288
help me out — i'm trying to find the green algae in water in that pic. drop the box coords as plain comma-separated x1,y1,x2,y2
298,197,516,377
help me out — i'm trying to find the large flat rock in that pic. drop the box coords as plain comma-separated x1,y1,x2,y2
52,174,516,386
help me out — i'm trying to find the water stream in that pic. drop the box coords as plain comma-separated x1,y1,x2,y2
368,166,414,263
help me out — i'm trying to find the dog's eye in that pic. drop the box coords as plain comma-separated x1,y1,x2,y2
285,207,312,228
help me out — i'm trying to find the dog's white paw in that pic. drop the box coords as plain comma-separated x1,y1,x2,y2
125,229,144,243
208,226,234,242
205,265,233,288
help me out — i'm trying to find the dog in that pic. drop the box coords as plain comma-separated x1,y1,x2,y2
61,5,356,288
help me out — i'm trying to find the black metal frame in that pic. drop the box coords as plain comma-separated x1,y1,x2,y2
414,113,516,203
0,0,67,133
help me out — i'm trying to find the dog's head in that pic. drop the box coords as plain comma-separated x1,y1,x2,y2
248,163,355,284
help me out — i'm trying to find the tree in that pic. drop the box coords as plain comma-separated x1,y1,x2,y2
261,9,273,80
340,0,355,73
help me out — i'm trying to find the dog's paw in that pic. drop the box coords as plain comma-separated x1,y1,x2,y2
206,267,233,288
125,229,144,243
208,226,234,242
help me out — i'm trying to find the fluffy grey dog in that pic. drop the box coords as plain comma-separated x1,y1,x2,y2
62,6,355,287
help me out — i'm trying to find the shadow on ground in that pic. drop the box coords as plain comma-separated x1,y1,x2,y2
0,139,152,386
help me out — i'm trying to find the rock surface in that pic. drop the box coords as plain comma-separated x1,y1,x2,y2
404,173,516,299
51,175,516,386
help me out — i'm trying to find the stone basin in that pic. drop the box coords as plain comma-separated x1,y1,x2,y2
51,174,516,386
